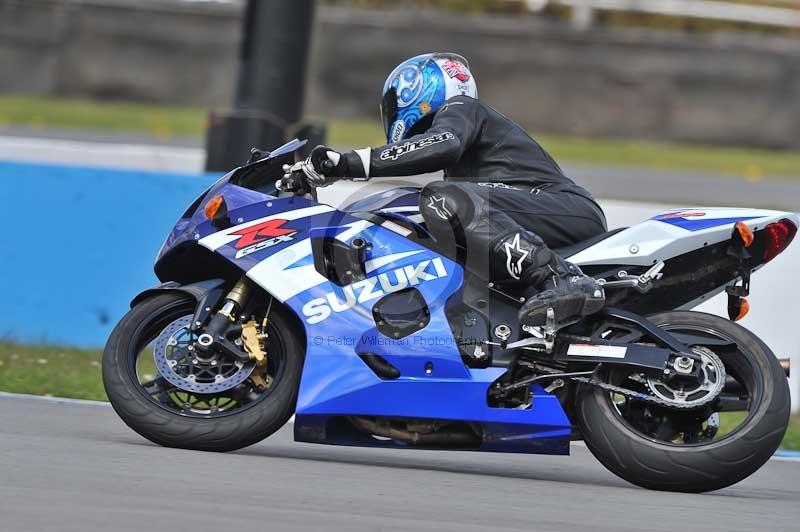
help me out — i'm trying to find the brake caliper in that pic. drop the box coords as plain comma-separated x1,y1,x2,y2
241,319,270,389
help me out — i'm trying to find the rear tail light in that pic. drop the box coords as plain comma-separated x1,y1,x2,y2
762,219,797,263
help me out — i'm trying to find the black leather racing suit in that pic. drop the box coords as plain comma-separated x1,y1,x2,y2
342,95,608,284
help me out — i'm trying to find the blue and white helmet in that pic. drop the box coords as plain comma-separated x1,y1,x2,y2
380,53,478,143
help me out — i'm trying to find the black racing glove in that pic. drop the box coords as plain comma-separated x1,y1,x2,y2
301,145,349,188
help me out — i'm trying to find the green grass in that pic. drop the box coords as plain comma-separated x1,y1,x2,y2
0,342,106,401
534,135,800,181
783,416,800,451
1,341,798,450
0,94,206,140
0,94,799,179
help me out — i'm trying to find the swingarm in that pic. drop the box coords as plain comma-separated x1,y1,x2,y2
499,307,703,387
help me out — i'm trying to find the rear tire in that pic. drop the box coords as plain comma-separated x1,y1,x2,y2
102,293,304,452
576,311,789,492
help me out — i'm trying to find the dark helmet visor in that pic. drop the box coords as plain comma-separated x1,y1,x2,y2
380,87,399,141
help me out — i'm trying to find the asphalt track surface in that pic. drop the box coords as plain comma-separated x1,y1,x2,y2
1,395,799,532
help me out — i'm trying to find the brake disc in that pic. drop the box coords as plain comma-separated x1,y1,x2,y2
153,315,255,394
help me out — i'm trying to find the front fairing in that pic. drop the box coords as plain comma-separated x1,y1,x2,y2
155,140,306,271
155,176,272,268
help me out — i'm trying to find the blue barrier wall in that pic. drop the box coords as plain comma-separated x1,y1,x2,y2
0,162,219,347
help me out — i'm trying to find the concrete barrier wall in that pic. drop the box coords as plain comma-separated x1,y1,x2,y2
2,0,800,148
0,0,240,104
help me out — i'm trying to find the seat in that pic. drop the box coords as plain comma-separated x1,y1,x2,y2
553,228,627,258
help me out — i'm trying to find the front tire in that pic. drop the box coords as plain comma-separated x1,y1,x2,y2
576,311,790,492
102,293,304,452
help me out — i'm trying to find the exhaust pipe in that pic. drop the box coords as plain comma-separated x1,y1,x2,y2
348,416,481,448
780,358,790,378
724,360,789,395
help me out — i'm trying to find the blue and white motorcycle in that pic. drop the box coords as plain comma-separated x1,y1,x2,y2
103,140,796,492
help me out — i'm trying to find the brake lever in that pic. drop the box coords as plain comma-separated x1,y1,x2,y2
277,162,310,195
277,158,337,195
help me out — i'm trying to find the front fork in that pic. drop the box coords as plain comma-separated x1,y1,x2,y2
190,277,268,368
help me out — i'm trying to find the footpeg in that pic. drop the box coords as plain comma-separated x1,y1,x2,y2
509,309,557,353
545,307,556,336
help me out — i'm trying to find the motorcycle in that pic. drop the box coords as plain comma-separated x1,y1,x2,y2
103,139,796,492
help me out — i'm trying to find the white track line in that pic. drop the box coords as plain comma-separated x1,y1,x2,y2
0,136,205,173
0,391,110,407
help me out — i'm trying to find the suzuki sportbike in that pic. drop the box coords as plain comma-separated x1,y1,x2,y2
103,140,796,492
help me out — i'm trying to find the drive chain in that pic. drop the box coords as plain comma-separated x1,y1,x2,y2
569,376,717,410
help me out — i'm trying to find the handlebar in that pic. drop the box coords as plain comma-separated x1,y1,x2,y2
277,157,336,195
320,159,336,174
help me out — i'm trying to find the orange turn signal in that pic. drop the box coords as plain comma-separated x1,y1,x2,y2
734,298,750,322
735,221,754,248
204,195,226,220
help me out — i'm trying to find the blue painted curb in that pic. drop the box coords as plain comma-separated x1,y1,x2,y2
0,160,221,347
775,450,800,458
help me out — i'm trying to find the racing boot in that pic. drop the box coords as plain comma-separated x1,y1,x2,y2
518,255,606,329
491,230,605,330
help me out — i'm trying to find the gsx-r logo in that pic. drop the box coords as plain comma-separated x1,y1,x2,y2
232,219,296,259
302,258,448,324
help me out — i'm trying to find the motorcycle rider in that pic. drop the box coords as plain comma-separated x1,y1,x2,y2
291,52,607,329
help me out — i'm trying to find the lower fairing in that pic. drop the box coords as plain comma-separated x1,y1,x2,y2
294,417,571,456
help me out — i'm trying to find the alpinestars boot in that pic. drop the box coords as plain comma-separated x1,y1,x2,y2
491,230,605,330
518,255,605,329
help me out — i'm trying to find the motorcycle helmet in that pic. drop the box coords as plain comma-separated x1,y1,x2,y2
380,52,478,143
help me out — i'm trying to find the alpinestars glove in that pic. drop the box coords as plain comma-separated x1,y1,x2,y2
298,145,349,188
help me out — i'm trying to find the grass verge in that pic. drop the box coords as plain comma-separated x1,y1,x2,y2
1,341,798,450
0,342,106,401
0,94,798,179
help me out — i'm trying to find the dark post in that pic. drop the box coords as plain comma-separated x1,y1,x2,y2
205,0,316,172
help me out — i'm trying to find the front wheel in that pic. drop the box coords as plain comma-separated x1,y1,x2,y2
102,293,304,452
576,311,790,492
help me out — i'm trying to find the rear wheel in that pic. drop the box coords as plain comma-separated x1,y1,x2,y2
102,293,304,452
576,311,789,492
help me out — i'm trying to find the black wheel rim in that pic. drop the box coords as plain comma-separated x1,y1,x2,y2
125,299,287,419
603,323,763,447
